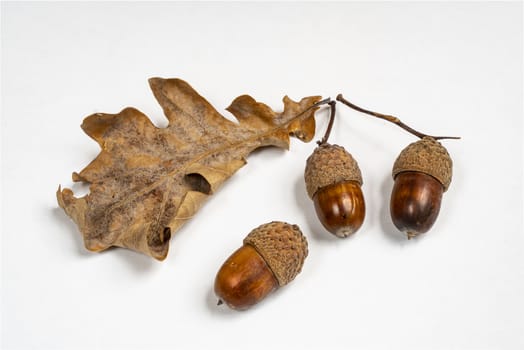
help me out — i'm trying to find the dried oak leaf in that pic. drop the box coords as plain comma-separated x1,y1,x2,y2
57,78,322,260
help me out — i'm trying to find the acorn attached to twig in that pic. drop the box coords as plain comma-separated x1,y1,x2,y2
391,137,452,238
337,94,459,239
214,221,308,310
304,101,366,238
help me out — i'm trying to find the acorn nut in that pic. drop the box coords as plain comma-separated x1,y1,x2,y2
390,137,453,239
214,221,308,310
305,143,366,238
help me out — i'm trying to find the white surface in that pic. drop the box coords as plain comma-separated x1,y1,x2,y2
1,2,523,350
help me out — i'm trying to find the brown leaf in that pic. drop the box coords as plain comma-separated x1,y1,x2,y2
57,78,322,260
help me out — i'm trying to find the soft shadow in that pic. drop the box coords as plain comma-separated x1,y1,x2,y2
53,206,156,272
249,144,287,157
206,288,237,315
205,288,243,316
111,248,157,274
293,176,340,243
53,206,93,257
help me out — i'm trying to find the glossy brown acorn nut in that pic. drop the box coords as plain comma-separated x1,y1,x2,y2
313,181,365,237
390,137,452,239
305,144,365,238
214,222,308,310
214,245,278,310
390,172,443,238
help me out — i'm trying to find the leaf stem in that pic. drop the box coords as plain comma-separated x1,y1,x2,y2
313,97,332,108
317,101,337,145
336,94,460,140
290,97,331,125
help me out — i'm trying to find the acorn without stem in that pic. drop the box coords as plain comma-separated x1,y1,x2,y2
305,143,365,238
391,137,452,239
214,221,308,310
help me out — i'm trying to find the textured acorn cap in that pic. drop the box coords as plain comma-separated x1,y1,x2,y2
304,143,363,199
392,137,453,191
243,221,308,287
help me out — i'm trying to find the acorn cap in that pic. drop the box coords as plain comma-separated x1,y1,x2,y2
392,137,453,191
243,221,308,287
304,143,363,199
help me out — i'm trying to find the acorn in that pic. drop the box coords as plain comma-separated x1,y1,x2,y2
304,143,365,238
336,94,459,239
214,221,308,310
391,137,452,238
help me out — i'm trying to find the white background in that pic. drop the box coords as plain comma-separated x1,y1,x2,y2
1,2,523,350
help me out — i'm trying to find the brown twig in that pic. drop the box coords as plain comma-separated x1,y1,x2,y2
318,101,337,145
336,94,460,140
